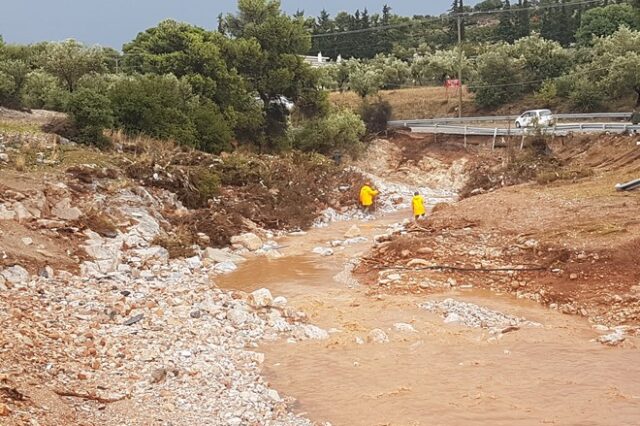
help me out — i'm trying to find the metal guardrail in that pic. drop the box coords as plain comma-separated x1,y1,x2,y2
404,123,640,137
388,112,633,127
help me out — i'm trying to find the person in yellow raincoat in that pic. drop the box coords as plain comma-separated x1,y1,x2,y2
359,182,379,214
412,191,426,221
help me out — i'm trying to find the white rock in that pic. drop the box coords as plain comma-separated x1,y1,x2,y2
52,198,83,221
13,203,32,222
227,308,250,326
213,261,237,274
367,328,389,344
186,256,202,269
394,323,417,333
249,288,274,309
272,296,288,308
301,324,330,340
132,246,169,263
344,224,362,238
1,265,30,284
21,237,34,246
407,258,430,268
312,247,334,257
444,312,463,324
204,247,245,263
387,273,402,281
0,204,16,221
230,233,263,251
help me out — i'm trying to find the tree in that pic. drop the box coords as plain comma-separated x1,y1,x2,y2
471,44,524,107
349,66,384,98
575,3,640,45
66,88,113,146
474,0,503,11
109,74,198,147
222,0,325,151
0,59,29,107
43,40,106,92
21,70,68,110
411,48,471,85
122,21,244,105
514,0,531,40
496,1,517,43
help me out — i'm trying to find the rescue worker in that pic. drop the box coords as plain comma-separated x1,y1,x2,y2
412,191,426,221
359,182,379,214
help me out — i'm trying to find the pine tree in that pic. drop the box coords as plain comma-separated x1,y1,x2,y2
496,0,516,43
515,0,531,40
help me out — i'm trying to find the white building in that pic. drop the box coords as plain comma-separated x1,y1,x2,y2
302,52,331,68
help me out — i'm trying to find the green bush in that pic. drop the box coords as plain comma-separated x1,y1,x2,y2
534,80,558,107
21,71,68,110
66,88,114,146
569,78,604,112
188,167,221,208
293,109,366,158
359,99,392,134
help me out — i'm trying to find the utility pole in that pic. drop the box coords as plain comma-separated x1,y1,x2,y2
457,14,463,119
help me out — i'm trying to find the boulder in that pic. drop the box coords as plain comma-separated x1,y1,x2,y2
204,248,245,264
13,203,32,222
231,233,263,251
1,265,30,284
0,205,16,221
52,198,83,221
248,288,273,309
344,225,362,238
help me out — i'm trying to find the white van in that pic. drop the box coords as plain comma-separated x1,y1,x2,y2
515,109,555,128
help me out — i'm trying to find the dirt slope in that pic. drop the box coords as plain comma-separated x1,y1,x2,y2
358,134,640,328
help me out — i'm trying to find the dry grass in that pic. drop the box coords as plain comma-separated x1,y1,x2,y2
82,209,118,237
329,86,476,120
152,227,197,259
14,154,26,172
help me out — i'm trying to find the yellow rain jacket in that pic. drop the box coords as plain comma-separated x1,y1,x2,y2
359,185,379,207
412,194,426,216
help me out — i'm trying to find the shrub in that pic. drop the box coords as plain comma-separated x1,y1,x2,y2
187,167,221,208
21,70,68,110
534,80,558,107
359,99,392,135
293,110,366,158
569,78,604,112
66,88,113,147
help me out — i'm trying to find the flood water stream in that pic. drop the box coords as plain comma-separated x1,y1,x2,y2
217,213,640,426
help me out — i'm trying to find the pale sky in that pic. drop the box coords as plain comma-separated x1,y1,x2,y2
1,1,480,48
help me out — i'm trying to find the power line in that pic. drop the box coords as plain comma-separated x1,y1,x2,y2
310,0,605,39
453,0,605,17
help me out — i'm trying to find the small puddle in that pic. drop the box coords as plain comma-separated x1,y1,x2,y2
217,216,640,426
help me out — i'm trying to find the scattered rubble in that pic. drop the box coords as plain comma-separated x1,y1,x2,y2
420,298,540,333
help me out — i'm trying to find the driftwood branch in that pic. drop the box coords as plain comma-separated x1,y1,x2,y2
54,389,128,404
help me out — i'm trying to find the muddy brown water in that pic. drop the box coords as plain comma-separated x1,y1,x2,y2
217,214,640,426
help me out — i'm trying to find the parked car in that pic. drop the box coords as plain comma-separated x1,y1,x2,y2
515,109,555,128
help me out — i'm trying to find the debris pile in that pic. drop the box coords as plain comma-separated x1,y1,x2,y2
420,298,540,333
0,254,327,425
